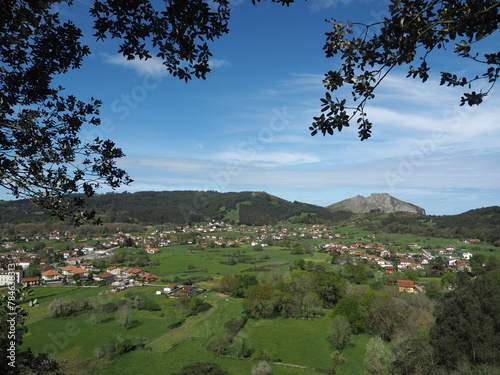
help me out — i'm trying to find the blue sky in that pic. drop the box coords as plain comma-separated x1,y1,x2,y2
5,0,500,215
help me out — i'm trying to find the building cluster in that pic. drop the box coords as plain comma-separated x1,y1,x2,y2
321,241,473,274
0,223,481,290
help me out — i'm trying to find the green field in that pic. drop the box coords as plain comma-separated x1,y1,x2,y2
12,222,499,374
135,244,331,280
240,315,333,369
20,284,335,374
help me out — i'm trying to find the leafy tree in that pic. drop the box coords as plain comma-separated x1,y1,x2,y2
230,335,253,358
365,336,392,375
440,272,456,288
290,258,306,270
424,279,443,300
245,284,276,318
116,306,132,329
328,314,352,351
227,274,259,298
313,271,346,308
332,295,367,334
47,298,75,318
428,256,446,277
300,292,322,318
1,0,304,224
207,332,233,356
430,270,500,369
470,254,500,275
366,293,405,341
1,0,133,224
24,263,41,278
310,0,500,140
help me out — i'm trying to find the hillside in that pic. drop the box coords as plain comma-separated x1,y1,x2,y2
432,206,500,244
0,191,353,225
374,206,500,245
327,193,426,215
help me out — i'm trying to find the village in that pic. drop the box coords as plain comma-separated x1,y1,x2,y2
0,221,478,295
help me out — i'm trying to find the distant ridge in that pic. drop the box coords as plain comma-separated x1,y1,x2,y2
327,193,426,215
0,190,353,225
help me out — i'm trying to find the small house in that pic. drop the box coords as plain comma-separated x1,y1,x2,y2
397,279,416,293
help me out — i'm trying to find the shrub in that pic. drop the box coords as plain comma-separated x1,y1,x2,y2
252,361,273,375
139,298,161,311
170,362,229,375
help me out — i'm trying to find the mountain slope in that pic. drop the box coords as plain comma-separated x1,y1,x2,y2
0,191,353,225
327,193,426,215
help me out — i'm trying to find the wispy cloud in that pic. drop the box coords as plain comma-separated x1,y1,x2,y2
101,53,169,78
209,58,231,68
311,0,360,11
102,53,231,77
212,151,321,166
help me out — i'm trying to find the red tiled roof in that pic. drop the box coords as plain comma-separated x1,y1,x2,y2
72,268,88,274
22,277,41,282
42,270,60,276
397,280,415,288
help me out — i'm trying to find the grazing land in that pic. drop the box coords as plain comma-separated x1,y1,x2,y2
2,211,500,374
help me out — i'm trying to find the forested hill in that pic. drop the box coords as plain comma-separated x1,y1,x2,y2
0,191,353,225
377,206,500,245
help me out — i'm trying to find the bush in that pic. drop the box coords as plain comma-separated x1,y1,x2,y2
47,298,75,318
207,333,233,355
94,335,145,359
94,302,118,314
252,361,273,375
170,362,229,375
139,298,161,311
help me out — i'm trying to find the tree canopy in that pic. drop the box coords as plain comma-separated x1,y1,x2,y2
310,0,500,140
0,0,298,223
1,0,498,222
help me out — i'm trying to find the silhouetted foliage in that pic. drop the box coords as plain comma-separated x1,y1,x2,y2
310,0,500,140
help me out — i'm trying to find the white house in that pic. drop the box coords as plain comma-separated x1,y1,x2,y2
164,284,178,293
41,270,61,282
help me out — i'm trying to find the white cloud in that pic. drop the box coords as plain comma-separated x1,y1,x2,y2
101,53,169,78
311,0,360,11
120,157,208,174
209,58,231,68
212,151,321,166
102,54,230,78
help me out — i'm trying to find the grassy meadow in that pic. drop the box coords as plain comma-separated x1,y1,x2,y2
13,224,499,374
18,242,349,374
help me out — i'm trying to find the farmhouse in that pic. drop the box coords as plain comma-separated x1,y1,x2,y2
41,269,61,282
397,279,416,293
106,266,122,275
178,285,197,298
22,277,42,286
146,247,160,254
141,272,158,282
